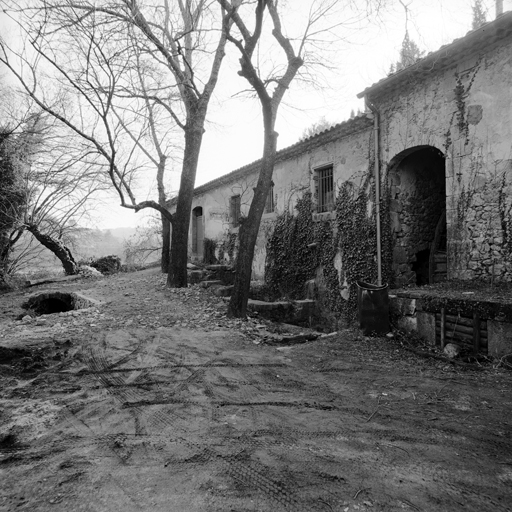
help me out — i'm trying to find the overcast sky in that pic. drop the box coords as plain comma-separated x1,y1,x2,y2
194,0,509,189
1,0,510,229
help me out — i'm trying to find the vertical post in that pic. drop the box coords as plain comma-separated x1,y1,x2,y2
473,312,481,355
366,99,382,286
440,308,446,349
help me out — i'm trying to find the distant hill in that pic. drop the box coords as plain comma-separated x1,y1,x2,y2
10,226,151,276
74,227,139,262
106,227,137,240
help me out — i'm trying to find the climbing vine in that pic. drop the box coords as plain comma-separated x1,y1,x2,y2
317,220,342,316
203,238,217,264
335,181,379,321
265,192,318,299
264,173,394,324
498,173,512,256
454,74,467,140
219,233,238,264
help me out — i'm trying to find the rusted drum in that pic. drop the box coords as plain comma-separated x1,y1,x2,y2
356,281,389,336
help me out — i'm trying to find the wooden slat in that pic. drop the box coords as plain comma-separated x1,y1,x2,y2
435,321,488,339
440,308,446,349
435,313,487,330
473,312,481,355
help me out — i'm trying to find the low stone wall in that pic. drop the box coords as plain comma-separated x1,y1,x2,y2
390,290,512,357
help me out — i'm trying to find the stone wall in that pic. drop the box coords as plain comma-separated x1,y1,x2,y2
376,37,512,283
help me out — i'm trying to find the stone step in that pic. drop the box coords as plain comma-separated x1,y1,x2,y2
213,285,234,297
200,280,223,288
248,299,292,311
188,270,205,284
205,264,232,271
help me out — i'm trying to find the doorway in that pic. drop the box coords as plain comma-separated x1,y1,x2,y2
192,207,204,259
388,146,446,286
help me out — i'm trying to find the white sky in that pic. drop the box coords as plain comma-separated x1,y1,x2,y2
195,0,506,188
1,0,510,230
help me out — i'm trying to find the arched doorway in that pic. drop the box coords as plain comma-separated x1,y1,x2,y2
192,207,204,259
388,146,446,287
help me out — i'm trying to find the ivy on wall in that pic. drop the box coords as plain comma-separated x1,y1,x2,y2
265,192,319,299
218,233,238,264
498,173,512,257
317,220,342,317
335,181,379,321
264,175,393,323
203,238,217,264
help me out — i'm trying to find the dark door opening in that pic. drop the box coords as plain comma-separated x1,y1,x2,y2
192,207,204,258
388,146,446,287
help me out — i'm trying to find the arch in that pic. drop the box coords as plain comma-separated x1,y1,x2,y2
387,145,444,174
192,206,204,258
387,145,447,287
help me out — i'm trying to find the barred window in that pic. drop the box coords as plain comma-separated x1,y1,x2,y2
230,195,241,227
265,183,275,213
316,166,334,212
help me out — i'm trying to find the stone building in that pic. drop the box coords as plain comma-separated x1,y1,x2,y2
175,11,512,288
359,10,512,286
181,115,373,279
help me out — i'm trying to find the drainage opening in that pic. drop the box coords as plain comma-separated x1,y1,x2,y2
23,292,74,316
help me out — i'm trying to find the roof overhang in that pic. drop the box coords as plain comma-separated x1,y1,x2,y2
357,11,512,101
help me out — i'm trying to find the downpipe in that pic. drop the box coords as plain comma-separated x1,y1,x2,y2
366,99,382,286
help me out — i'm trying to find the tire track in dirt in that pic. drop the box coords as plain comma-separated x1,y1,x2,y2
81,340,345,510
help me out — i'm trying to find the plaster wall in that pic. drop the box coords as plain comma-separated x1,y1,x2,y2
186,126,372,279
376,37,512,282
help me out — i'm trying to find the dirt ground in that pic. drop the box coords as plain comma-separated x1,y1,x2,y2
0,268,511,512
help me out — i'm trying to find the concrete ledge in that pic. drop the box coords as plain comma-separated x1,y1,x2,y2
390,295,416,316
417,311,436,345
200,280,223,288
247,299,293,322
390,293,512,356
488,320,512,357
248,300,292,311
213,285,234,297
188,270,204,284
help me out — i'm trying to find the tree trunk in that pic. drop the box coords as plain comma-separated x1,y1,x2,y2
228,116,278,317
27,224,79,275
0,227,25,290
167,124,204,287
161,213,171,273
0,234,11,291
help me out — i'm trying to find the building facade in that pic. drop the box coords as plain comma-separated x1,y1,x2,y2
176,12,512,289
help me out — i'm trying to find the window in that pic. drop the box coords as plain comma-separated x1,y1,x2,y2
315,165,334,212
192,206,204,255
230,195,241,227
265,182,275,213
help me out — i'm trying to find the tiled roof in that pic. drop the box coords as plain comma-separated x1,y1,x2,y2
357,11,512,100
184,114,373,199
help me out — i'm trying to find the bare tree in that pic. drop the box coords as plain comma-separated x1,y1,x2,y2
124,216,163,267
220,0,385,317
0,111,107,275
1,0,232,285
472,0,487,29
0,129,26,289
299,116,335,141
